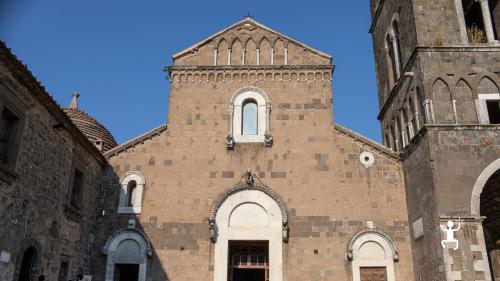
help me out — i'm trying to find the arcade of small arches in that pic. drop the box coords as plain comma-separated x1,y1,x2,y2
169,69,332,84
383,75,500,152
214,36,289,66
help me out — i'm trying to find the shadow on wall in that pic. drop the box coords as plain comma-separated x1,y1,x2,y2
90,167,170,281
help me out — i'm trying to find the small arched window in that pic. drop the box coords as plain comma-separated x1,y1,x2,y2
409,97,418,135
229,87,271,145
392,20,403,72
118,172,145,214
242,100,258,135
386,34,398,87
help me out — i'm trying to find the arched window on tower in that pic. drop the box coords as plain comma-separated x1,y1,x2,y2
476,77,500,124
416,87,427,126
242,100,258,135
392,20,403,72
385,34,398,88
409,97,417,137
390,125,397,152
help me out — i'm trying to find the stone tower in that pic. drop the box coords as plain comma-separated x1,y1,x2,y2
369,0,500,280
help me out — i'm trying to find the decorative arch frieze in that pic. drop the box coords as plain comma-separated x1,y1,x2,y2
346,229,398,281
208,169,289,243
346,229,399,261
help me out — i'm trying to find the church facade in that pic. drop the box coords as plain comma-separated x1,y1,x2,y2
90,18,413,281
0,1,499,281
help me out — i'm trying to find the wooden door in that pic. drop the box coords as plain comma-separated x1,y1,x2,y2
360,267,387,281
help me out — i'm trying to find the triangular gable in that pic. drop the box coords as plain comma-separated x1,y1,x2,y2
172,18,332,62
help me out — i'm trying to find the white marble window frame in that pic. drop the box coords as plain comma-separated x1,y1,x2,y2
230,89,270,143
118,171,145,214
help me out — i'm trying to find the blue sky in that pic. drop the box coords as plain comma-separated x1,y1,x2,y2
0,0,381,144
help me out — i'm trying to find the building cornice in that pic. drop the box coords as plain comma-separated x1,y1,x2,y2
166,64,334,73
334,123,399,161
369,0,386,33
105,124,167,159
400,124,500,159
166,65,335,84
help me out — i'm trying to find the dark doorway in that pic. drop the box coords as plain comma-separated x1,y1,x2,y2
232,269,265,281
481,169,500,280
58,261,69,281
18,247,37,281
114,264,139,281
228,241,268,281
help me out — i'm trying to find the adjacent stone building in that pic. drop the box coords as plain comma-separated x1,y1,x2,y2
370,0,500,280
0,42,116,281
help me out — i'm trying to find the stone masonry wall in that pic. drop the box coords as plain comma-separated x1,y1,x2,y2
93,61,415,281
0,53,104,281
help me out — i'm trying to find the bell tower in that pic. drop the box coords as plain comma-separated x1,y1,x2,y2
370,0,500,280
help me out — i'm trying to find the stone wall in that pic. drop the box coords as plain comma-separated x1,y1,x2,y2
0,45,105,281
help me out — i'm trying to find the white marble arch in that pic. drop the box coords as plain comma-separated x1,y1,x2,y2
118,171,145,214
102,229,152,281
471,158,500,216
347,230,398,281
214,189,283,281
229,87,271,143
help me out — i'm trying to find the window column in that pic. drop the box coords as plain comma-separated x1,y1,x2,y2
479,0,497,42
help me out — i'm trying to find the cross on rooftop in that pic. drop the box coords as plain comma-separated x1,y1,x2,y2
243,11,254,19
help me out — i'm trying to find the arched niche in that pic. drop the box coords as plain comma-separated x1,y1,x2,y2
346,230,399,281
209,177,288,281
102,229,152,281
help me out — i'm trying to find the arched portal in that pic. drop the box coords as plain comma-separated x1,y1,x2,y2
346,230,399,281
472,159,500,280
18,247,37,281
210,175,288,281
103,229,152,281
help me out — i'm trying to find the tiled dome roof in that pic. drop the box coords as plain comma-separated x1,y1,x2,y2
63,92,118,153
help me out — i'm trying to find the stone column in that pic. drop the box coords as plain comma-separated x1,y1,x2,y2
266,104,271,132
393,120,400,152
228,104,234,136
452,99,459,124
399,111,407,147
391,36,401,77
479,0,497,43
